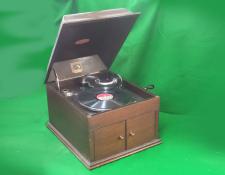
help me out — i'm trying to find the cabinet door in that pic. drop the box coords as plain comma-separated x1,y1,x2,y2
94,121,125,160
127,112,156,149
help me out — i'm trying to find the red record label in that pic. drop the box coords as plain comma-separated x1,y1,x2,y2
96,93,113,101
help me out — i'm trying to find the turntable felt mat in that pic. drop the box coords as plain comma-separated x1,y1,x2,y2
0,0,225,174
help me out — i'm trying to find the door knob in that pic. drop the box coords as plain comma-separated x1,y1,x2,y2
129,131,135,136
118,135,125,140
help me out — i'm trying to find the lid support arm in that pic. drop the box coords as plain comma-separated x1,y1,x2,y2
53,68,61,92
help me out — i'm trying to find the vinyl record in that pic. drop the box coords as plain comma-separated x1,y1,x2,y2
75,87,144,112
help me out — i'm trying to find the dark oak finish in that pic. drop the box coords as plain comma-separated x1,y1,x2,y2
47,80,161,168
47,85,91,160
94,121,125,160
45,9,161,169
48,123,161,169
127,112,156,149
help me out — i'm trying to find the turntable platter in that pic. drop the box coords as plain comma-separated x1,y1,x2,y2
74,87,144,112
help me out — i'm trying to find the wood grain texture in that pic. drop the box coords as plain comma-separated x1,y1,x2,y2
46,79,160,168
94,121,125,160
47,85,91,160
48,122,161,170
127,112,155,149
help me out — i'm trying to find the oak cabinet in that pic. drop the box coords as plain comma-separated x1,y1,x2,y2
93,112,158,160
47,84,161,169
46,9,161,170
94,121,125,160
126,112,156,149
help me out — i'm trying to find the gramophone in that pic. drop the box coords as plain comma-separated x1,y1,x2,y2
45,9,161,169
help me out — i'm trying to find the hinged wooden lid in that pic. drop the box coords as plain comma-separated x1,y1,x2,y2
45,9,139,83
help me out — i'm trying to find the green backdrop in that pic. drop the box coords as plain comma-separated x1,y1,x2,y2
1,0,225,174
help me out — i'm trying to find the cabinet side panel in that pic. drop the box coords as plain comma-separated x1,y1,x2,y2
46,85,91,160
155,111,159,139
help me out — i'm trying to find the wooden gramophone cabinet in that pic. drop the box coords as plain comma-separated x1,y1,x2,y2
45,9,161,169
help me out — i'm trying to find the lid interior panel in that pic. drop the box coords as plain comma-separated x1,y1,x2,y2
45,9,139,83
